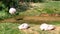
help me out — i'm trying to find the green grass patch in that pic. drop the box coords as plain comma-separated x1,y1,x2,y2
19,1,60,16
0,1,60,19
0,23,24,34
0,21,60,34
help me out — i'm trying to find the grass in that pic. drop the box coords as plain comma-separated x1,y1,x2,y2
0,23,24,34
19,1,60,16
0,21,60,34
0,1,60,19
0,1,60,34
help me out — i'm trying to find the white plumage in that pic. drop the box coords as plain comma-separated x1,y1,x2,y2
47,25,55,30
40,23,55,31
40,23,48,30
9,8,16,14
18,23,29,30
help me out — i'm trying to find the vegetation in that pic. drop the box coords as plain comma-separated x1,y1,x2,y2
0,22,60,34
0,0,60,34
0,0,60,19
19,1,60,16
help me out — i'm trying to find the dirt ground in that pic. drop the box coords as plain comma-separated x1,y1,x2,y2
1,16,60,23
23,16,60,21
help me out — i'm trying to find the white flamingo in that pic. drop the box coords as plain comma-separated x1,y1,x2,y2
40,23,55,31
18,23,29,30
40,23,49,30
47,25,55,30
9,8,16,14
